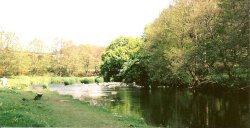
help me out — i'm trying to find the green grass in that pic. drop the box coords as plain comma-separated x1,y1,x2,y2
0,89,149,127
8,76,51,89
8,76,104,89
0,89,52,127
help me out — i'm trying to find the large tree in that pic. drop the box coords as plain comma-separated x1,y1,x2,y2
0,32,20,76
28,38,49,75
100,37,143,82
50,39,104,76
140,0,248,87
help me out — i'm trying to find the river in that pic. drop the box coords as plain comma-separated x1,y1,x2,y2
48,84,249,128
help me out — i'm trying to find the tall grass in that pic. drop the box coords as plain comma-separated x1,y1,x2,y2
7,76,104,89
8,76,51,89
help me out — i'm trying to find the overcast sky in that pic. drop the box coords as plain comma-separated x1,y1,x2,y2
0,0,172,46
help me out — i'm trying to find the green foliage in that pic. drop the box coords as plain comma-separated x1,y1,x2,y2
138,0,248,87
65,78,76,85
7,76,103,89
50,77,64,84
63,80,71,85
94,77,104,83
80,77,95,84
8,76,51,89
0,0,248,88
100,0,249,88
50,40,104,77
211,0,249,81
80,78,89,84
0,36,104,77
100,36,143,82
50,77,79,85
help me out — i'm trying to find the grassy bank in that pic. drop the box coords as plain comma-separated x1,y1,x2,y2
0,89,148,127
7,76,104,89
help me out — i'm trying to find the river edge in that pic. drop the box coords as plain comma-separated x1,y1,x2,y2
0,88,150,127
46,81,249,98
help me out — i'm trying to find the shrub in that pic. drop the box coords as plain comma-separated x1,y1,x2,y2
80,78,89,84
51,77,77,85
63,78,75,85
69,78,76,84
64,80,70,85
95,77,104,83
80,77,95,84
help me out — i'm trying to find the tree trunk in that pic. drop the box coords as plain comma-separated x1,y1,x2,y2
189,68,201,86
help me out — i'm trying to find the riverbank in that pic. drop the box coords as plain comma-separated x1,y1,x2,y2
6,76,104,90
0,88,148,127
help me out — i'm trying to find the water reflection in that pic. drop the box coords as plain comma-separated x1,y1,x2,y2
48,84,249,128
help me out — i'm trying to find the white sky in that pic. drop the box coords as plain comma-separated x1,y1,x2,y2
0,0,172,46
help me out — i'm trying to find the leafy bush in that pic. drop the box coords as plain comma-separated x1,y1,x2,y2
64,80,70,85
95,77,104,83
51,77,77,85
80,77,95,84
63,78,76,85
80,78,89,84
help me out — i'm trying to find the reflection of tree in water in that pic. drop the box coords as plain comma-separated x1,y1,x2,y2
81,86,249,127
139,88,192,127
104,88,143,119
138,88,249,128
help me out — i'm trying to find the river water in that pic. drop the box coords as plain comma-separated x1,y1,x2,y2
48,84,249,128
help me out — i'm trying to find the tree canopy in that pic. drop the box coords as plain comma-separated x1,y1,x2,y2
100,0,249,88
0,35,104,77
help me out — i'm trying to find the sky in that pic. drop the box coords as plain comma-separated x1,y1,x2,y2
0,0,172,46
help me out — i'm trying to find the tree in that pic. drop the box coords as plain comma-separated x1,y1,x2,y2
140,0,248,87
28,38,49,75
100,37,143,82
0,32,20,76
142,0,197,85
211,0,249,83
49,39,104,76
